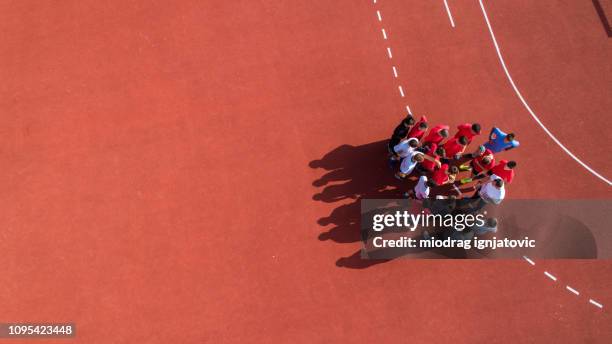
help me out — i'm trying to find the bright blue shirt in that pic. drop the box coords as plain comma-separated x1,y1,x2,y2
483,127,519,153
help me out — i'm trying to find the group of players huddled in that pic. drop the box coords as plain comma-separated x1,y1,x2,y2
388,114,519,205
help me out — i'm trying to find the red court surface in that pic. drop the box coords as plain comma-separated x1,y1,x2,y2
1,0,611,342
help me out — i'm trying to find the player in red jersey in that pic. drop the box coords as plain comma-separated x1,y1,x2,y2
416,143,443,173
454,123,481,143
431,164,459,186
486,160,516,184
458,148,495,184
421,124,449,147
442,136,469,160
407,116,429,141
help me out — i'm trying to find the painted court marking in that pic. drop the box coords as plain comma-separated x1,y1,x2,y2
443,0,456,28
373,2,413,114
523,256,603,310
479,0,612,186
544,271,557,281
566,286,580,296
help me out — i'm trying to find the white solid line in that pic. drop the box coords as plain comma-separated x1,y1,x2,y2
382,28,387,40
566,286,580,296
373,0,377,3
386,47,393,59
523,256,535,266
406,105,412,114
443,0,456,28
478,0,611,186
398,86,405,97
589,299,603,308
544,271,557,281
377,10,382,22
392,66,398,78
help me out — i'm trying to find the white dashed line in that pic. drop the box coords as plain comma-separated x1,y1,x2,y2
377,10,382,22
392,66,398,78
544,271,557,282
386,47,393,59
590,299,603,309
443,0,456,28
398,86,405,97
566,286,580,296
382,28,388,40
523,256,535,266
478,0,611,186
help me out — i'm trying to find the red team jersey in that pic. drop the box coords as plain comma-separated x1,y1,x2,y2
490,160,514,183
432,164,450,185
442,137,467,157
420,143,440,172
421,124,449,146
472,148,495,173
407,116,428,140
455,123,479,142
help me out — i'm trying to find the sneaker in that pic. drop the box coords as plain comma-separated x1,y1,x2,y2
460,177,473,184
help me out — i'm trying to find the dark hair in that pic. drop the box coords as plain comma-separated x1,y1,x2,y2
435,147,446,156
440,129,449,138
404,116,415,126
506,133,516,141
472,123,481,134
507,161,517,168
493,179,504,188
414,153,425,162
486,217,498,227
409,139,419,148
449,166,459,174
426,180,437,188
419,122,428,130
482,156,492,165
458,136,469,145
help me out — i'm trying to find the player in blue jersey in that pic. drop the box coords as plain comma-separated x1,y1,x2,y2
483,127,519,153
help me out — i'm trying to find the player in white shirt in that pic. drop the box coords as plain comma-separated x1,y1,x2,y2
393,137,419,159
395,151,424,179
405,175,435,200
477,174,505,205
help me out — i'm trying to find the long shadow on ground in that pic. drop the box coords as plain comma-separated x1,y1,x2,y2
310,140,418,268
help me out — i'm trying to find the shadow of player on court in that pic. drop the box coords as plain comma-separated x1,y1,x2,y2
309,140,419,268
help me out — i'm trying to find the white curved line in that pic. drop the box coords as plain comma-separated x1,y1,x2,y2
478,0,612,186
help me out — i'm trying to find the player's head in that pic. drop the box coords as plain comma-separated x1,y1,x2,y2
458,136,469,146
449,166,459,175
506,133,516,142
493,179,504,188
408,139,419,148
426,180,437,188
507,160,517,169
486,217,498,227
440,129,449,138
414,153,425,162
419,122,428,130
482,156,492,165
471,123,482,134
403,116,415,126
435,147,445,157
